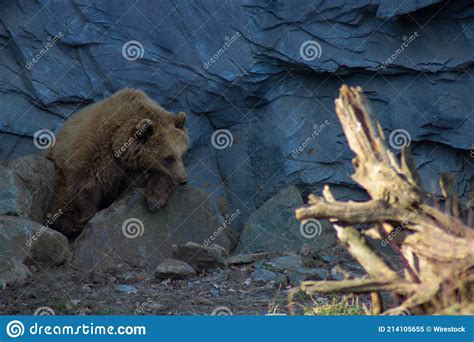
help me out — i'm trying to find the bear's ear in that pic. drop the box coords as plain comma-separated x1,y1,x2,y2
136,118,154,143
174,112,186,129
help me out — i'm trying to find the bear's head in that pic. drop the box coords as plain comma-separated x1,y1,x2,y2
114,110,190,185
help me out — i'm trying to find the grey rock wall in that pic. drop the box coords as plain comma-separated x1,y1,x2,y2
0,0,473,236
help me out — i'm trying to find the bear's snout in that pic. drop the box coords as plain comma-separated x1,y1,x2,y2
178,179,188,186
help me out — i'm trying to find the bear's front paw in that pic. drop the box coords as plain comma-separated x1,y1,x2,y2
145,172,174,212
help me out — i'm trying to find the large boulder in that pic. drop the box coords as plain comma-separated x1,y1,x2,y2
236,186,336,254
0,155,54,223
0,215,70,287
72,187,231,273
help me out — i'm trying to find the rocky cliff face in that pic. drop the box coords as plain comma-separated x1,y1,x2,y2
1,0,473,235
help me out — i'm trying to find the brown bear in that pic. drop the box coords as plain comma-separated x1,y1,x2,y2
45,88,189,238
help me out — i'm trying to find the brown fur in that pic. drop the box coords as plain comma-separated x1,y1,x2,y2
46,89,189,237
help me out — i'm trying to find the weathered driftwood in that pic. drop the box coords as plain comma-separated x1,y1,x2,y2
294,85,473,315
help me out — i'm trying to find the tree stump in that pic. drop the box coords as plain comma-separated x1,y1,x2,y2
294,85,473,315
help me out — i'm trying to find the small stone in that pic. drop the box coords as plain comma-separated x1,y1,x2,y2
250,268,287,285
312,268,329,280
155,258,196,280
29,228,71,266
117,284,138,294
287,267,329,285
322,255,336,264
209,288,221,297
268,255,303,271
331,267,345,281
228,253,258,265
171,242,227,271
251,268,277,283
288,271,306,285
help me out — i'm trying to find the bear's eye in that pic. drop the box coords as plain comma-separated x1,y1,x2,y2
163,156,175,166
